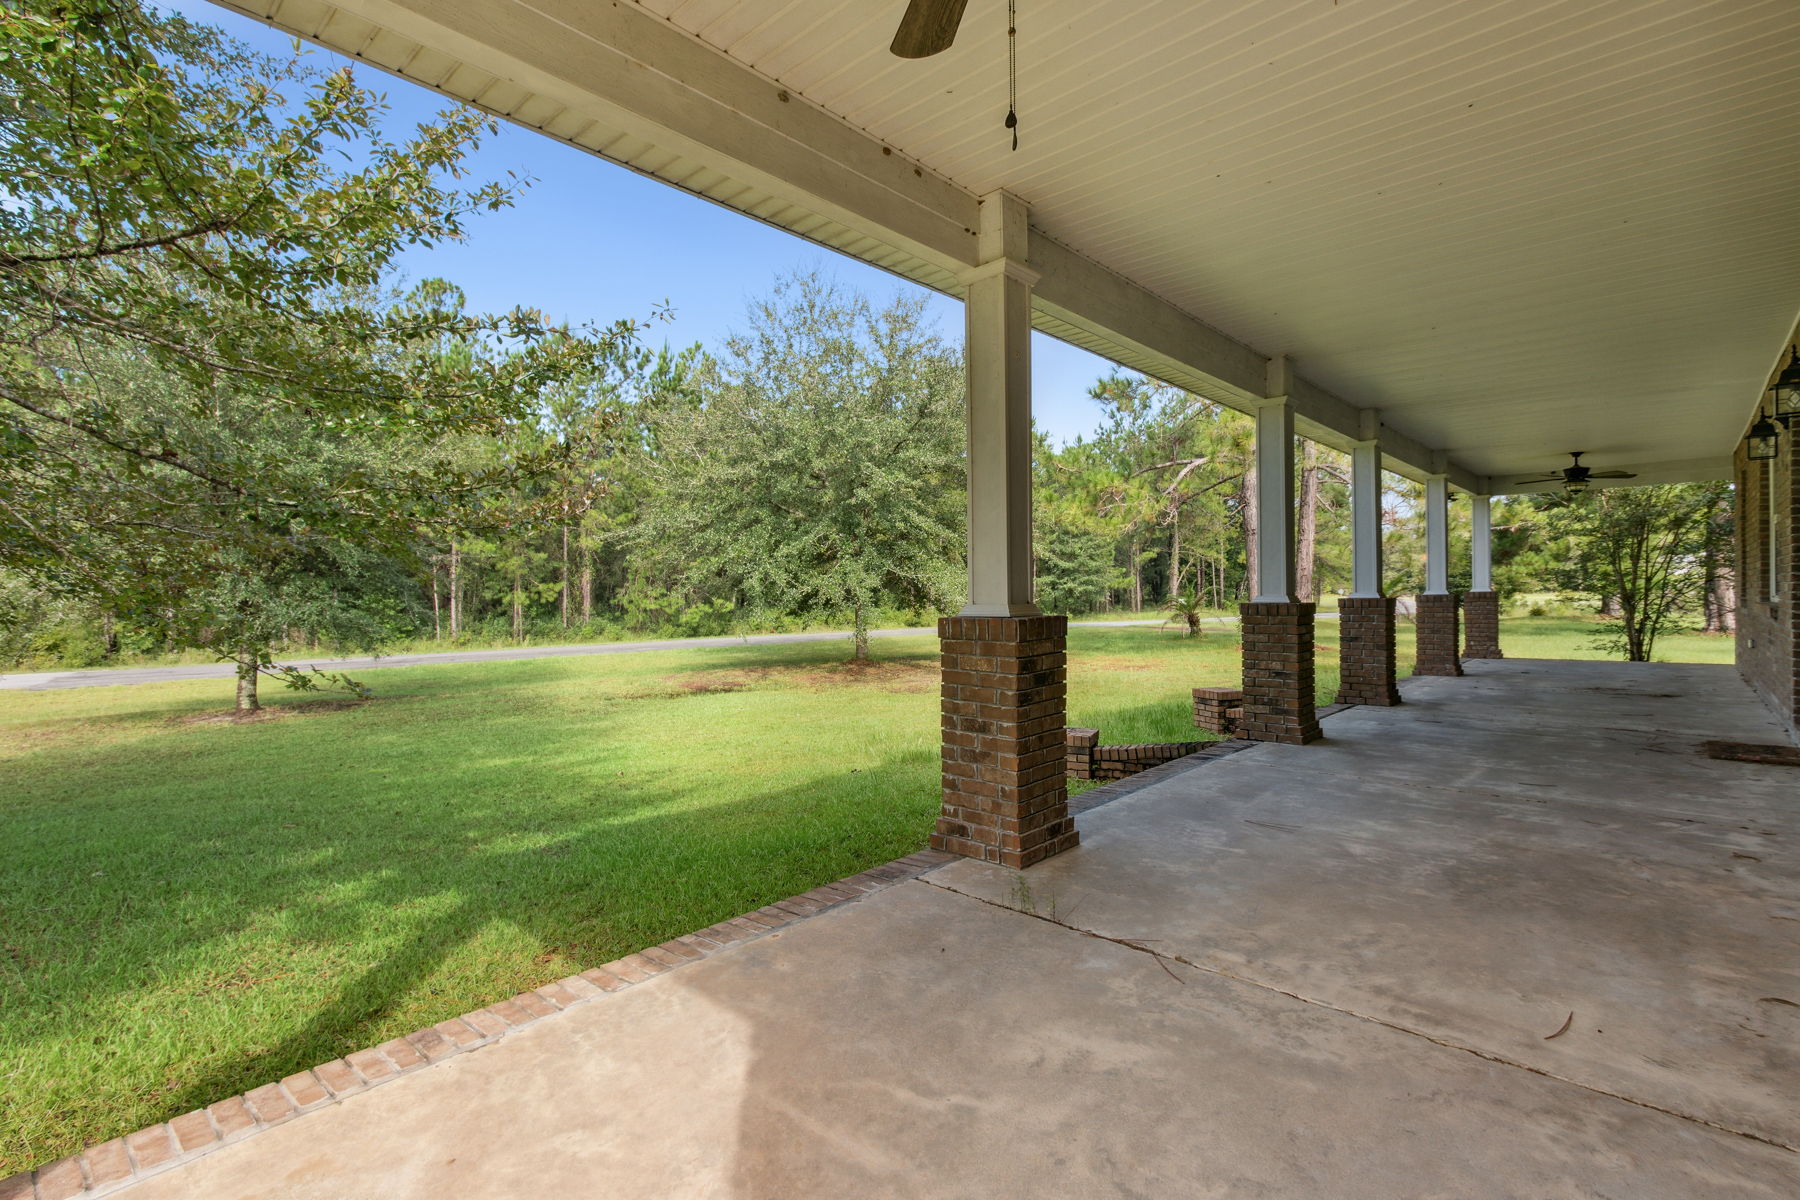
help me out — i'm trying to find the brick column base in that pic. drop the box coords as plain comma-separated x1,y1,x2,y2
1334,596,1402,706
1414,592,1465,676
1238,602,1323,745
933,615,1078,868
1463,590,1503,659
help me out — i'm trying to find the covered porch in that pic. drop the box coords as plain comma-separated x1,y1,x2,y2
11,3,1797,1195
101,658,1799,1197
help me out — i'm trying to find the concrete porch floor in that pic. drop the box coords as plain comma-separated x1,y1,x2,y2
119,659,1798,1198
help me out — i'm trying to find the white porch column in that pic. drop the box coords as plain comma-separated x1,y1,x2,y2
1415,464,1465,676
933,189,1076,867
1469,493,1493,593
1423,472,1451,595
1251,380,1297,604
959,191,1038,617
1237,358,1319,743
1336,410,1402,705
1349,410,1384,599
1463,492,1504,659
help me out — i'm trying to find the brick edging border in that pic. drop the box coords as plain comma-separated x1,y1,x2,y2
1067,700,1355,817
0,850,957,1200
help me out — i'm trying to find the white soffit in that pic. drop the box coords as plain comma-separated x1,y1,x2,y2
225,0,1800,486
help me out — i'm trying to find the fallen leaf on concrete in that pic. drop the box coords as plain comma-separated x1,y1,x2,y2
1544,1011,1575,1040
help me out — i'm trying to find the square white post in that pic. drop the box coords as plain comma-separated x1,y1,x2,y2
959,191,1038,617
1470,494,1493,593
1424,473,1451,595
1238,358,1318,742
936,190,1075,867
1251,393,1297,604
1350,410,1384,598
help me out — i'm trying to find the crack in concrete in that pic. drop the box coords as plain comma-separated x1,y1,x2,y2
917,876,1798,1156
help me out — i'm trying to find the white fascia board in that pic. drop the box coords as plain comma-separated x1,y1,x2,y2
254,0,981,271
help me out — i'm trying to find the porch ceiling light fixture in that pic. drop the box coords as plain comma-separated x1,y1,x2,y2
1746,410,1780,461
1772,346,1800,428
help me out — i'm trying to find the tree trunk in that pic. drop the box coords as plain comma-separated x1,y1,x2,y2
1297,441,1319,602
1130,538,1143,612
581,554,593,624
1712,567,1737,633
235,650,259,713
560,524,571,629
1170,517,1182,601
449,543,461,637
852,603,870,663
1620,596,1648,661
512,573,523,642
430,563,442,641
1600,594,1621,618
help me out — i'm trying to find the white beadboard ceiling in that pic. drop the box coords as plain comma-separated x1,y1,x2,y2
225,0,1800,485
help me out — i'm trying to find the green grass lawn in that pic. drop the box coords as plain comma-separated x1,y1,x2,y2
1487,615,1735,664
0,612,1728,1170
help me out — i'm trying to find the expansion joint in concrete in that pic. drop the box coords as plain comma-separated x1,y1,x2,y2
916,877,1799,1156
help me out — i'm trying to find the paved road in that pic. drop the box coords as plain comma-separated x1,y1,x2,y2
2,616,1299,691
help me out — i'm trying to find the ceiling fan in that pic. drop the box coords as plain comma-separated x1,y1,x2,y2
890,0,970,58
1513,452,1637,494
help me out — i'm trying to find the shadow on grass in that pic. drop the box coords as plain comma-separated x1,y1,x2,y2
172,750,936,1122
0,674,940,1168
3,626,1269,1166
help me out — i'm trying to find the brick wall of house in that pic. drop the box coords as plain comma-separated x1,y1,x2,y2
1736,433,1798,737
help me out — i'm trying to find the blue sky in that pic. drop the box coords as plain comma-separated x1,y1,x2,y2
168,2,1121,445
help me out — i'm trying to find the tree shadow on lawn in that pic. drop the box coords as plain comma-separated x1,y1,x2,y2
0,682,940,1165
644,637,939,676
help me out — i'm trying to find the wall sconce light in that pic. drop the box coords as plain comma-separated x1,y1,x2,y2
1772,346,1800,428
1746,410,1780,461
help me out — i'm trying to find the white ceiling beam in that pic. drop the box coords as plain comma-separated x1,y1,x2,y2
234,0,1480,486
1029,235,1266,406
1283,375,1484,492
1027,235,1481,486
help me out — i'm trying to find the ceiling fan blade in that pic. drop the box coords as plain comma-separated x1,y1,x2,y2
1510,476,1564,485
890,0,969,58
1590,471,1637,479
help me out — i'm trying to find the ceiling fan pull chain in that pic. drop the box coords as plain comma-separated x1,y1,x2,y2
1006,0,1018,150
